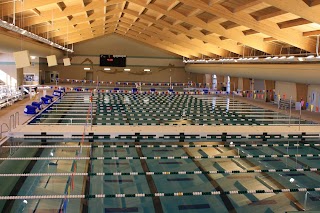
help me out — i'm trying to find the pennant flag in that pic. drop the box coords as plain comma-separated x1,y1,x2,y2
306,102,309,109
311,104,314,111
316,106,319,112
254,94,256,99
301,100,305,107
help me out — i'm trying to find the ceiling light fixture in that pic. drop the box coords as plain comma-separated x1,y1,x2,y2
0,19,73,52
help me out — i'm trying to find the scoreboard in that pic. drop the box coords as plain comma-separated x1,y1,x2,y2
99,55,126,67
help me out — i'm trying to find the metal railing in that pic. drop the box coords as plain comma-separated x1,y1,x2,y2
1,112,19,139
0,123,9,139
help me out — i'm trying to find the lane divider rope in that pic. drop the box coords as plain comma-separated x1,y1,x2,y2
0,188,319,200
0,168,318,177
1,153,320,161
3,143,320,149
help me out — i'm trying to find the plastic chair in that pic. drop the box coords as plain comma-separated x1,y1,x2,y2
24,105,38,115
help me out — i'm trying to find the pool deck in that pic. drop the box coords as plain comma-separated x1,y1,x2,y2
1,93,320,138
7,124,320,137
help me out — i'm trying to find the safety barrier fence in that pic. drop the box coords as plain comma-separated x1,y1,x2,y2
0,188,319,200
1,153,320,161
0,168,318,177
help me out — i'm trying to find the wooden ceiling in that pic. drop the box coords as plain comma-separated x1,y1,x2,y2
1,0,320,58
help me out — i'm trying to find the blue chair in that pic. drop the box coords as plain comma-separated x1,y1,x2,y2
114,88,120,91
41,97,51,104
150,88,156,92
168,89,174,93
32,102,42,110
45,95,54,102
53,90,63,97
203,89,209,94
24,105,38,115
60,87,66,93
132,88,138,93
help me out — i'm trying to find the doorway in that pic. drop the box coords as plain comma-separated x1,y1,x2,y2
45,71,51,83
86,72,93,81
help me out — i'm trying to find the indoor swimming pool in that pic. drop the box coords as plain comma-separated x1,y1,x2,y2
29,92,315,126
0,137,320,212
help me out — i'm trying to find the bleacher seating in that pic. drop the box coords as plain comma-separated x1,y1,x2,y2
0,85,23,109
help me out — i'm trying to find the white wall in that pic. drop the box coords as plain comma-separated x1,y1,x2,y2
275,81,296,101
0,53,17,87
43,34,198,83
23,57,39,85
0,53,40,86
74,34,181,58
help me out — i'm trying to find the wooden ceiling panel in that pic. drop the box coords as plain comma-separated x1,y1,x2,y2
174,3,198,16
1,0,320,57
196,12,218,23
152,0,174,11
142,8,161,19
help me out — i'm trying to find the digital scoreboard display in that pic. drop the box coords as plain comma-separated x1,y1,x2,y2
99,55,126,67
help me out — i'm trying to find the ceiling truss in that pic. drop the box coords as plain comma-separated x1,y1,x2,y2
0,0,320,58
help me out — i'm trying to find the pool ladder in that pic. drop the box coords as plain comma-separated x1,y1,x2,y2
0,112,19,138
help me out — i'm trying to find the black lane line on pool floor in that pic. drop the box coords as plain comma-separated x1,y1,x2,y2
135,142,164,213
2,141,47,213
181,147,236,213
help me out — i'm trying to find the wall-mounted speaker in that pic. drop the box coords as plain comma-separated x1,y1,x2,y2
63,58,71,66
13,50,31,68
47,55,58,67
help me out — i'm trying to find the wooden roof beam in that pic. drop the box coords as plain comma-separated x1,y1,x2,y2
188,8,203,17
302,0,320,7
50,19,115,37
277,18,311,29
34,11,119,35
303,30,320,37
242,29,259,36
167,1,180,11
251,9,286,21
82,0,93,7
120,17,229,57
264,37,277,42
20,0,123,27
56,2,66,11
123,23,211,56
232,0,262,13
31,9,41,16
180,0,315,53
0,0,62,16
220,21,241,30
132,0,278,54
123,8,246,55
262,0,320,24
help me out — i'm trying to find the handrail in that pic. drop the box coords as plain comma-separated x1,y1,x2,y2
0,123,10,138
9,114,15,130
15,112,19,126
